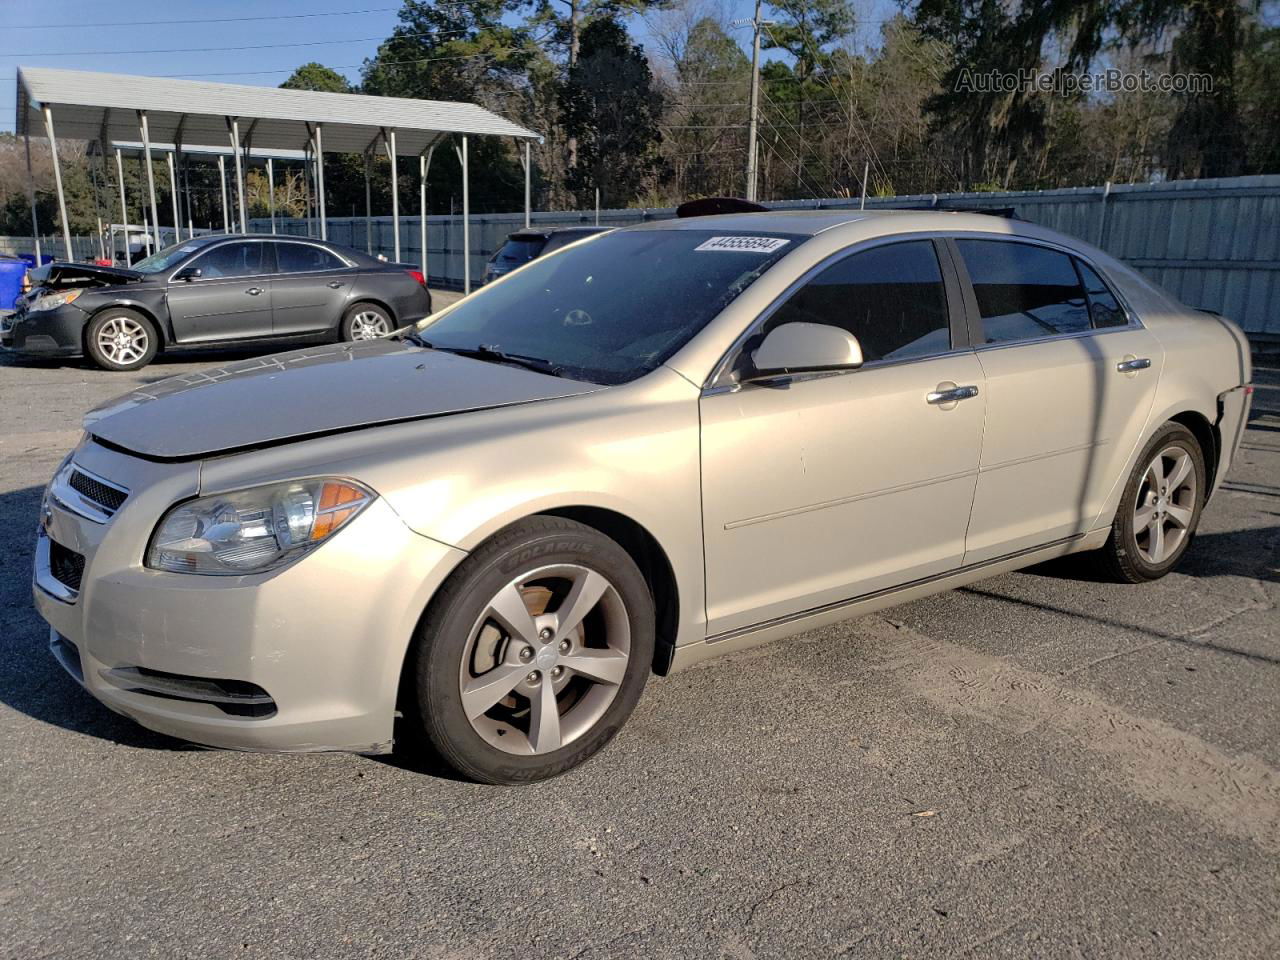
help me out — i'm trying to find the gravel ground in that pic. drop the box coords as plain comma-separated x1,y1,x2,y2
0,335,1276,960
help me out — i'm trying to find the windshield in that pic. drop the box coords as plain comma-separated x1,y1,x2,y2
131,236,220,274
416,229,802,385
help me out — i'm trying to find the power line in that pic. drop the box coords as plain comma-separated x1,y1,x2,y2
3,30,469,59
6,6,402,29
161,51,507,80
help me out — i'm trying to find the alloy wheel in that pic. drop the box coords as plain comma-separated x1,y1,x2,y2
349,310,389,339
458,563,631,756
1133,445,1198,564
97,316,149,366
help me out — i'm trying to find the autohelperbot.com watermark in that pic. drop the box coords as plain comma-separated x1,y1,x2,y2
955,67,1214,96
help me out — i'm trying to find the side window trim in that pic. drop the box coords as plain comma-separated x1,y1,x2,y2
706,235,967,391
943,234,1140,351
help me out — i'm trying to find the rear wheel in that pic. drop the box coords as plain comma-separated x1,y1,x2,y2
409,516,654,784
1089,422,1205,583
341,302,392,341
85,309,158,371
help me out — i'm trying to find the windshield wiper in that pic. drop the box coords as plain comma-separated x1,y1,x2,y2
439,344,564,378
397,330,434,349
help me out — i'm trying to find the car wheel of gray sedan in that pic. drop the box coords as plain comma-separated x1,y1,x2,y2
85,309,159,371
1090,422,1205,583
341,303,392,341
410,516,655,784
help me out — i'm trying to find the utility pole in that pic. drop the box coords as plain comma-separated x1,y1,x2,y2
740,1,771,202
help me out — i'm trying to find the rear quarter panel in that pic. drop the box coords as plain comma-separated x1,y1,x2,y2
349,270,432,325
1098,258,1252,516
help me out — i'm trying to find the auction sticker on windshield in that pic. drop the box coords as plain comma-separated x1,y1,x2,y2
694,236,791,254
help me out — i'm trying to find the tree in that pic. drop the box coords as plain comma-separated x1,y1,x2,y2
361,1,537,213
281,62,353,93
559,17,666,205
667,17,751,199
912,0,1266,185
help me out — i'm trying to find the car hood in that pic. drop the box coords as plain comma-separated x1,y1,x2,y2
85,338,604,459
36,261,145,289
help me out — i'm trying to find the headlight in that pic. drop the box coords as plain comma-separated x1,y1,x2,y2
30,289,83,311
146,478,374,576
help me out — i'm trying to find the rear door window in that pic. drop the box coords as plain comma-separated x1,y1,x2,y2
1075,259,1128,329
275,243,347,273
956,239,1090,343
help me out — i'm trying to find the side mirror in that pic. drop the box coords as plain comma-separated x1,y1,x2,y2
174,266,202,281
748,322,864,380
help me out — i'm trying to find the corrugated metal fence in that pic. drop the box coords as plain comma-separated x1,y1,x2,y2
246,174,1280,341
6,174,1276,340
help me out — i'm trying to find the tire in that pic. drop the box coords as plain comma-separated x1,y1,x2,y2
1089,422,1206,583
409,516,654,784
341,302,393,341
84,308,159,371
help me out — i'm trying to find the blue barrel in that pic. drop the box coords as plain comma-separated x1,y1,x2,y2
0,255,27,311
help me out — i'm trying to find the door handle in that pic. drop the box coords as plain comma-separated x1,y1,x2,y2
1116,357,1151,372
926,384,979,405
245,287,263,296
327,280,345,289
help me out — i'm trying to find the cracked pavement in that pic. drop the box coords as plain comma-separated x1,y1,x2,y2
1,347,1277,959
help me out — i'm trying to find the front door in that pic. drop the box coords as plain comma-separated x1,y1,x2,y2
166,240,273,343
699,239,987,637
950,238,1163,564
268,241,357,335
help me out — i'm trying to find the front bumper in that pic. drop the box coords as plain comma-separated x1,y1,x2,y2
4,303,87,356
33,439,466,754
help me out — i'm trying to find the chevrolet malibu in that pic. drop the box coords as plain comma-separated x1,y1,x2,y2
34,211,1253,784
4,234,431,371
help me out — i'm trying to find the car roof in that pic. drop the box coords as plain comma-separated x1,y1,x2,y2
507,226,609,241
625,209,1040,238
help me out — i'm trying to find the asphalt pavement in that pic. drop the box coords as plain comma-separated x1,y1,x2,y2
1,338,1277,960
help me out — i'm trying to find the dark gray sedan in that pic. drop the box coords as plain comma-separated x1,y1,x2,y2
1,235,432,371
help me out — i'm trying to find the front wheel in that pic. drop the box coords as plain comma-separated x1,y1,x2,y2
409,516,654,784
1089,422,1206,583
85,309,158,371
341,303,392,341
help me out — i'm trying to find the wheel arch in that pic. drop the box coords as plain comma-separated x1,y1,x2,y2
539,506,681,676
84,301,169,350
341,297,396,335
1168,409,1219,493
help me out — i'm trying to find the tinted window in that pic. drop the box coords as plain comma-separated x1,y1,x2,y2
191,242,271,279
1076,260,1127,328
419,230,802,384
492,237,545,264
276,243,346,273
957,239,1089,343
542,230,608,255
764,240,951,362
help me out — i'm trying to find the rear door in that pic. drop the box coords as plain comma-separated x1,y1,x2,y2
951,237,1162,564
269,241,358,335
165,241,273,343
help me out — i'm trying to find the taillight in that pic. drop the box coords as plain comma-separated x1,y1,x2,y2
407,269,426,287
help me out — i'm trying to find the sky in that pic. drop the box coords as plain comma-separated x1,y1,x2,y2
0,0,903,135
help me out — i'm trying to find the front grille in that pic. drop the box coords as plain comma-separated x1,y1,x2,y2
68,469,128,515
48,540,85,593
